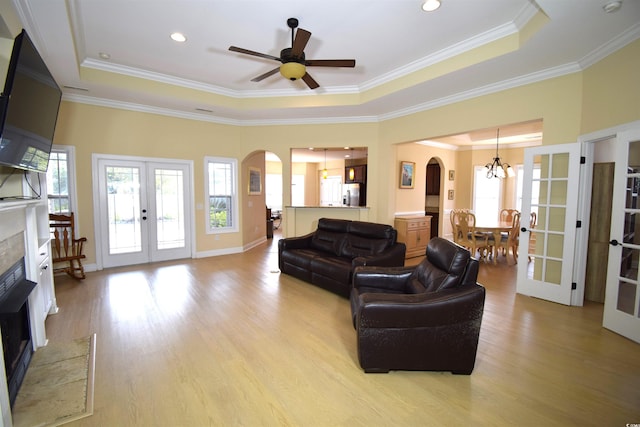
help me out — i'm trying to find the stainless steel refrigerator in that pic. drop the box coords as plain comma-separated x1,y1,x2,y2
343,183,361,207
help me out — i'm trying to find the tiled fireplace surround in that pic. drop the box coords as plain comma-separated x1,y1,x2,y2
0,202,55,426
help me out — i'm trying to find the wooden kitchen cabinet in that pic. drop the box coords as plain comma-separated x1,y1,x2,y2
426,164,440,195
395,215,432,259
345,164,367,184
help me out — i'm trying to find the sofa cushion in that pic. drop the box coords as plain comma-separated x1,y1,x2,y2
342,234,392,258
311,229,345,255
340,221,396,258
310,256,353,285
348,221,396,241
318,218,351,233
409,238,471,292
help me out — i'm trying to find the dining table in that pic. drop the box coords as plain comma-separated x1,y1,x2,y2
474,219,513,264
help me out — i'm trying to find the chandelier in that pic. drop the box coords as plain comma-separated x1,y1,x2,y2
485,129,514,179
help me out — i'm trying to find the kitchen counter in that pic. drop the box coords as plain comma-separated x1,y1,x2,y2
284,206,370,237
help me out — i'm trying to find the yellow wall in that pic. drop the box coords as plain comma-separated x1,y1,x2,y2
5,32,639,267
581,40,640,134
242,151,266,247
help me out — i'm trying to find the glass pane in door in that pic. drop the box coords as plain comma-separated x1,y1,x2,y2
107,166,142,254
525,153,568,284
616,140,640,319
155,168,185,250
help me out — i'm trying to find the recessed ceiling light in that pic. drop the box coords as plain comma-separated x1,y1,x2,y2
602,1,622,13
98,52,111,60
422,0,441,12
171,32,187,42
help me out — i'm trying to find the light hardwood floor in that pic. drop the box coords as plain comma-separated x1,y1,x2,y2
42,232,640,426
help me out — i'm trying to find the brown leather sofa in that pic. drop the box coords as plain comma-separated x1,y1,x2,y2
278,218,406,297
350,237,485,374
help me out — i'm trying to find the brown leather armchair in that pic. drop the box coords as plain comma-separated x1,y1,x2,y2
350,237,485,374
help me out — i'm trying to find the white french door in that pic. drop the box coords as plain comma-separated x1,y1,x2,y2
95,157,192,268
517,143,581,305
604,129,640,343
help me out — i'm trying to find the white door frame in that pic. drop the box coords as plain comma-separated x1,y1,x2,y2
575,120,640,343
91,153,195,270
575,121,640,302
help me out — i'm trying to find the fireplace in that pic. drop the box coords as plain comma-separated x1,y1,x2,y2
0,258,36,407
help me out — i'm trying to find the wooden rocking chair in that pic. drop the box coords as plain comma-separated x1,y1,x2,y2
49,212,87,279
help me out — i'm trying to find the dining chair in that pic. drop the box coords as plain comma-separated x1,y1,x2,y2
528,212,537,262
449,209,469,232
455,212,490,260
491,212,521,264
499,208,519,224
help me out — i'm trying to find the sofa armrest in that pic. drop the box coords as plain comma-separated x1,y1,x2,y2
278,232,314,251
352,243,407,269
353,265,415,293
278,232,314,270
356,284,485,329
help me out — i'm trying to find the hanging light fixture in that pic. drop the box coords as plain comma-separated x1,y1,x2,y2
348,148,355,181
485,129,515,179
322,149,328,179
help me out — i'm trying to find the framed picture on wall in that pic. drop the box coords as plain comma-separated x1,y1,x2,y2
248,167,262,195
400,161,415,189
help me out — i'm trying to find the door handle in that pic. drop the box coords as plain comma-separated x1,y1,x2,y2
521,227,528,232
609,239,620,246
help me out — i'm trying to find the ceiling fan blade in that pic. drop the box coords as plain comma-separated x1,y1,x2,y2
229,46,281,62
306,59,356,67
291,29,311,57
251,67,280,82
301,72,319,90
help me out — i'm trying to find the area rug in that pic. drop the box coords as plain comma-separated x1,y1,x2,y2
11,334,96,427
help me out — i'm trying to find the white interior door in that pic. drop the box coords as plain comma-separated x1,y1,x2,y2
320,176,342,206
604,129,640,343
517,143,581,305
96,157,192,268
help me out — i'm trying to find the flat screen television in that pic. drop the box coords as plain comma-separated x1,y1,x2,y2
0,29,62,173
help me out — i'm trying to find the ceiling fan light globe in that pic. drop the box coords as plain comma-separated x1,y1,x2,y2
280,62,306,81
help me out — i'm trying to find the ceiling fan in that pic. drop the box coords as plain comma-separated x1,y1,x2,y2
228,18,356,90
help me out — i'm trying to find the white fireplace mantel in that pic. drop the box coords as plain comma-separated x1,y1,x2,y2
0,199,57,426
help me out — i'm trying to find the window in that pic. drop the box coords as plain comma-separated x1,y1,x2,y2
515,164,541,214
291,174,305,206
205,157,238,233
473,166,502,224
265,174,282,212
46,146,76,213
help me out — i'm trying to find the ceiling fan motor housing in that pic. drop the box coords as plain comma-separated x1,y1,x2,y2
280,48,306,80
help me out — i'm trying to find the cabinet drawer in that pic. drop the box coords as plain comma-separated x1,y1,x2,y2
407,220,429,229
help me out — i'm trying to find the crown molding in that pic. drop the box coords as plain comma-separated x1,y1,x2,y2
66,19,635,128
378,62,580,122
359,21,519,92
415,140,461,151
62,93,242,126
578,22,640,70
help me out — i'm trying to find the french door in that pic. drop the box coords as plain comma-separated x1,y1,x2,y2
517,143,581,305
95,157,192,268
604,129,640,343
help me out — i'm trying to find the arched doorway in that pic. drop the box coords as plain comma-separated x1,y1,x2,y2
425,158,442,238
